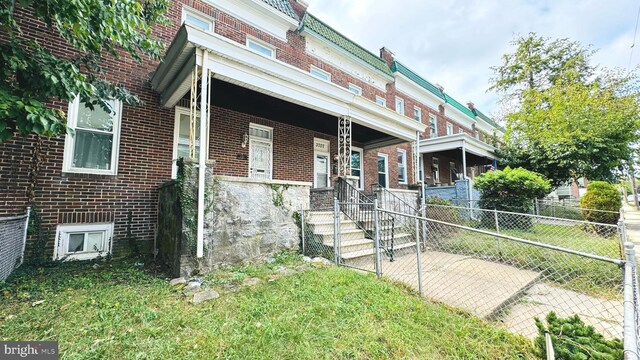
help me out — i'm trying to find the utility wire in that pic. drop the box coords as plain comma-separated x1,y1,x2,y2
628,0,640,69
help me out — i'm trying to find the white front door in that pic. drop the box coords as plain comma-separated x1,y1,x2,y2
315,154,330,188
249,138,272,180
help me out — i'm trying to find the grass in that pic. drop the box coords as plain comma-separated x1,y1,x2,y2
1,254,535,359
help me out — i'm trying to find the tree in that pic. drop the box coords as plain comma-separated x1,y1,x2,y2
0,0,170,142
489,33,595,99
490,34,640,187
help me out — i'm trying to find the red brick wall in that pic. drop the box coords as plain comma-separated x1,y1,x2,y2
363,142,415,191
0,0,488,258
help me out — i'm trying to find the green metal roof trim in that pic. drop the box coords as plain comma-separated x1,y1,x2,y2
300,13,393,77
261,0,299,20
391,61,445,100
472,108,504,131
444,94,476,119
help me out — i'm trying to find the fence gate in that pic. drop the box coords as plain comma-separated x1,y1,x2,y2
0,208,31,281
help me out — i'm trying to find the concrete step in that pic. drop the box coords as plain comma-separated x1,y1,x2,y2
306,211,345,221
308,220,358,232
313,228,366,242
331,238,374,252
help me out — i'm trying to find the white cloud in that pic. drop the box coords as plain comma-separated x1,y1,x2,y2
304,0,640,115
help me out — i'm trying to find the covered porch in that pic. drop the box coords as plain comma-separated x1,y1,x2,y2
151,24,424,266
418,133,498,202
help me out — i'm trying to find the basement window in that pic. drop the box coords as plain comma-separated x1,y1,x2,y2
54,223,113,260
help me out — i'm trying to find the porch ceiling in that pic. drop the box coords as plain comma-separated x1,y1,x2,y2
150,24,425,144
212,79,401,146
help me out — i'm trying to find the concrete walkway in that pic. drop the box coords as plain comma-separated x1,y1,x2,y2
357,251,623,339
624,203,640,254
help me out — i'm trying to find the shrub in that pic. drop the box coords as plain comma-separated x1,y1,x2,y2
535,312,622,359
580,181,621,224
424,197,460,237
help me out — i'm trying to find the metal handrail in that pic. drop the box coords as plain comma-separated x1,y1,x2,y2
336,178,396,260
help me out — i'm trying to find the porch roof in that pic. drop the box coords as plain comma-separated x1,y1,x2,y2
418,133,498,160
151,25,425,142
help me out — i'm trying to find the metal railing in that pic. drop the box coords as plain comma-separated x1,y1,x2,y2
424,203,623,259
535,199,623,222
335,178,396,260
371,184,419,215
0,208,31,281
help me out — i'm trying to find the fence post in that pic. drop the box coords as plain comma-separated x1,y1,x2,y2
494,208,500,233
414,216,424,296
544,332,556,360
623,242,639,360
373,198,382,278
333,199,341,265
21,207,31,267
301,206,306,256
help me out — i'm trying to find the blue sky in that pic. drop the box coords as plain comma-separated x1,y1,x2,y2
304,0,640,117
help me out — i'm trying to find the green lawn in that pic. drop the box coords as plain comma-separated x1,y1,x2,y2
1,255,535,359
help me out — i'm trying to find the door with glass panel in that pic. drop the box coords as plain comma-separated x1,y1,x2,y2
315,154,330,188
351,148,363,189
377,154,388,188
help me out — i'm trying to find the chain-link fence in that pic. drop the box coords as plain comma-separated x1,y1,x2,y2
300,199,635,348
623,243,640,359
424,204,623,259
0,208,31,281
535,199,623,222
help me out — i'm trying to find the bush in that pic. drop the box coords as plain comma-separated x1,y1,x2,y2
424,197,460,237
580,181,621,224
535,312,622,359
474,168,550,229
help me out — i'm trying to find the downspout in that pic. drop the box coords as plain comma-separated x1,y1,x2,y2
197,49,209,258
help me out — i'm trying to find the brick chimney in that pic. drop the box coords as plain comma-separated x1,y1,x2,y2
379,47,395,67
467,102,475,110
436,84,445,94
289,0,308,18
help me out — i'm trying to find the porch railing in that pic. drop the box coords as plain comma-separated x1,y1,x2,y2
335,178,396,260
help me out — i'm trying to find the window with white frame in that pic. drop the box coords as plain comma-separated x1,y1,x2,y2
248,123,273,180
63,96,122,175
348,83,362,95
182,7,214,31
418,154,425,183
413,106,422,122
450,161,458,182
172,108,206,178
446,122,454,135
432,157,440,183
429,114,437,138
310,66,331,82
376,96,386,107
55,223,113,260
395,97,405,115
397,149,407,184
247,37,275,58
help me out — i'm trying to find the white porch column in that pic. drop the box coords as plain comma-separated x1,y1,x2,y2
414,131,420,184
461,140,467,180
196,49,210,259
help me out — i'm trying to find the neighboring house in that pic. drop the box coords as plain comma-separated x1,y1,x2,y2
0,0,502,265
